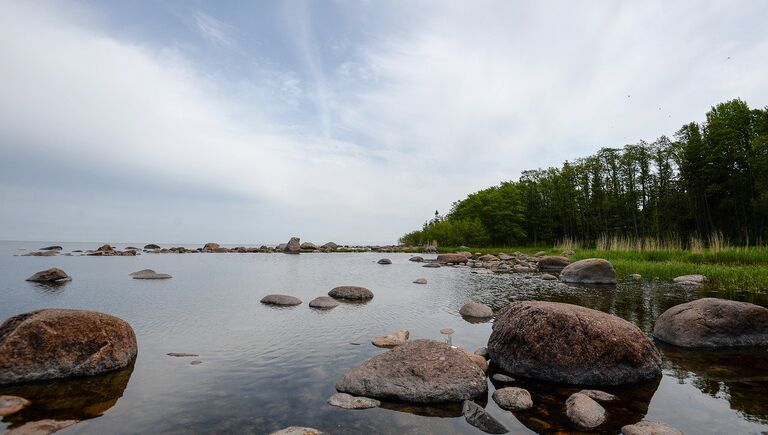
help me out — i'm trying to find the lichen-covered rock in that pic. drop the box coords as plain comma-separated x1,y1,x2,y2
328,286,373,300
0,309,137,385
653,298,768,347
335,339,487,403
488,301,661,385
260,294,302,306
25,268,71,283
559,258,617,285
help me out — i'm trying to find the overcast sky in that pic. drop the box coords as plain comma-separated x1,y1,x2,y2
1,1,767,245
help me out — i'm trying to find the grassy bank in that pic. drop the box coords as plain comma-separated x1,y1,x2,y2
403,246,768,292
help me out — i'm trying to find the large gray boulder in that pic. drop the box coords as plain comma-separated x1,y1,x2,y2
284,237,301,254
335,339,487,403
653,298,768,347
0,309,137,385
559,258,616,284
488,301,661,385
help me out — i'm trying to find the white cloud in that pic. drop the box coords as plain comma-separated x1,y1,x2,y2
0,0,766,243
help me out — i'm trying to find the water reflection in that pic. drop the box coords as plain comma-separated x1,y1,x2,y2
0,361,134,429
659,343,768,424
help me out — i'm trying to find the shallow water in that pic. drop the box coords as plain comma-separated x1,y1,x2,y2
1,241,767,434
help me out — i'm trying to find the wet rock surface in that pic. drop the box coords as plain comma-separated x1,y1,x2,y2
488,301,661,385
0,309,137,385
335,339,487,403
461,400,508,434
653,297,768,347
5,418,79,435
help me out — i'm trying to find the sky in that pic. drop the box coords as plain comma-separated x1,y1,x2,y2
1,0,767,245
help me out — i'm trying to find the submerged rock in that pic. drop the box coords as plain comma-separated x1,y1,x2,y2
422,263,440,268
167,352,198,357
309,296,339,309
653,297,768,347
579,389,618,402
621,420,684,435
488,301,661,385
130,269,172,280
0,309,137,385
260,294,302,306
492,374,515,383
493,387,533,411
412,278,427,284
6,419,79,435
372,330,409,348
25,268,71,283
566,392,606,430
559,258,616,285
377,258,392,265
22,250,58,257
327,392,380,409
462,400,508,434
335,339,487,403
328,286,374,300
459,302,493,319
409,256,424,262
0,395,31,416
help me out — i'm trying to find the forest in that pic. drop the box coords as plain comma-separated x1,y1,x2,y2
400,99,768,248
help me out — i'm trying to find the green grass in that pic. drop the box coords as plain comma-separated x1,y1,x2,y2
403,245,768,293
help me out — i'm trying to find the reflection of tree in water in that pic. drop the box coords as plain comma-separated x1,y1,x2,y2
659,343,768,424
0,360,134,429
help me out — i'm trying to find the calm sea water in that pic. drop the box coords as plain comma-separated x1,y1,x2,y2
1,241,767,434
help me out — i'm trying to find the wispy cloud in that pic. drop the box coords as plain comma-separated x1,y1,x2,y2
192,10,235,48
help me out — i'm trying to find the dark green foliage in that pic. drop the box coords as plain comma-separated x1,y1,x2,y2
400,99,768,246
